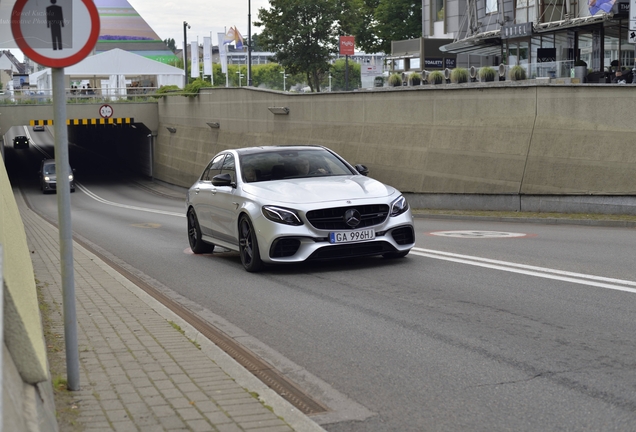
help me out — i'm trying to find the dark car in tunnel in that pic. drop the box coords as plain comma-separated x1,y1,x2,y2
13,135,29,149
39,159,76,194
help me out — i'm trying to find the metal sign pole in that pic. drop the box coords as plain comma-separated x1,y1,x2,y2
630,0,636,83
345,55,349,91
52,67,80,391
0,245,4,432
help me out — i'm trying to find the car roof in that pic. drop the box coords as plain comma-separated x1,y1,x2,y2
233,145,326,156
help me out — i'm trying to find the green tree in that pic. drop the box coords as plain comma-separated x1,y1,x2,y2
323,58,361,91
249,33,265,52
256,0,357,92
164,38,176,52
355,0,422,54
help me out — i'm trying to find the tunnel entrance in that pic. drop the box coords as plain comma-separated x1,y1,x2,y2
68,122,153,177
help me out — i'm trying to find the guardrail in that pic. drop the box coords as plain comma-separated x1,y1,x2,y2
0,87,160,104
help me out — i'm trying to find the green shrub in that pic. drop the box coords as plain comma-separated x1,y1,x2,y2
184,78,213,97
388,73,403,87
510,65,527,81
451,67,469,84
428,70,444,84
153,85,181,98
479,66,496,82
408,72,422,85
574,59,587,67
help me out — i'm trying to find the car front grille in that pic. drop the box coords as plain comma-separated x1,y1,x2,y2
307,241,396,261
306,205,390,230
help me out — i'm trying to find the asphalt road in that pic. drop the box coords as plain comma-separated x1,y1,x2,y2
5,131,636,431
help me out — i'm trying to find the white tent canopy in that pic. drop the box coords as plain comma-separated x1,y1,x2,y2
30,48,185,96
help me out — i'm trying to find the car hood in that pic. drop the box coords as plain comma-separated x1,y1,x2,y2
241,175,398,204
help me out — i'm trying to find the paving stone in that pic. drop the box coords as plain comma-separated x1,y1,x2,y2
150,404,176,417
215,423,244,432
158,415,186,429
186,419,215,432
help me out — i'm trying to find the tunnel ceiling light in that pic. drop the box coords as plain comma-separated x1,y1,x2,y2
206,122,220,129
268,106,290,115
166,127,177,133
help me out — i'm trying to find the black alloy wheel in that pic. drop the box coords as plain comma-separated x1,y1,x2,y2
239,215,264,272
187,208,214,254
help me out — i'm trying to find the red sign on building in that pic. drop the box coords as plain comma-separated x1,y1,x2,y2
339,36,355,56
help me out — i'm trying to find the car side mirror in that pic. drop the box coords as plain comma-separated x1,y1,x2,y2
355,164,369,176
212,173,234,187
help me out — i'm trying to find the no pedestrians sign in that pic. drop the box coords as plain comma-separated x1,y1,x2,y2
11,0,100,67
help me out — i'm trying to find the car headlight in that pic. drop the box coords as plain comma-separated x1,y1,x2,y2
69,174,74,180
390,195,409,217
262,206,303,226
44,176,51,181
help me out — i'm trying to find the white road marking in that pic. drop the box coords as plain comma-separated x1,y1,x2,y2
77,184,185,217
429,230,528,238
411,247,636,294
65,186,636,294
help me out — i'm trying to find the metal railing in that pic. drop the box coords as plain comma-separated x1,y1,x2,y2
0,87,160,104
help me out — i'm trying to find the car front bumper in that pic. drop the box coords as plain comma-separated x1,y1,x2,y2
252,209,415,264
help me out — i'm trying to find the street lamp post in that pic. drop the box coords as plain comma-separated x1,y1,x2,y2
237,71,244,87
280,70,287,91
183,21,190,86
248,0,252,86
329,74,332,92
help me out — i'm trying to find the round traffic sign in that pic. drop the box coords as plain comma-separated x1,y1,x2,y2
99,104,113,118
11,0,100,68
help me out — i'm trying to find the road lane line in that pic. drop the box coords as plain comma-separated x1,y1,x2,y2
412,247,636,294
77,184,184,217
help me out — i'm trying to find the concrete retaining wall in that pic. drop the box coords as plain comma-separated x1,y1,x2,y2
1,158,58,431
153,83,636,214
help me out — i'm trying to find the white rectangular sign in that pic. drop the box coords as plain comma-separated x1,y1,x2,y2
203,36,212,77
191,41,199,78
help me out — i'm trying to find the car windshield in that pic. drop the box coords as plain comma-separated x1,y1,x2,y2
239,149,354,183
43,164,56,175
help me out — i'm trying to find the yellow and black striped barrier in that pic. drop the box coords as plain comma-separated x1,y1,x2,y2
30,118,134,126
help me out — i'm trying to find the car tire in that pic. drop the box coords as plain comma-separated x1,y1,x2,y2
239,215,264,272
382,250,410,259
187,208,214,254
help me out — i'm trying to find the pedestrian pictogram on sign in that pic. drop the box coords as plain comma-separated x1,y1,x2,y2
11,0,100,68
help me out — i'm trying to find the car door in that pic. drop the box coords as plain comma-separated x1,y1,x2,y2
192,153,225,236
209,153,240,246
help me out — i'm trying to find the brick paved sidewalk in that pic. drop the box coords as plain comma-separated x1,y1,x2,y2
17,193,324,432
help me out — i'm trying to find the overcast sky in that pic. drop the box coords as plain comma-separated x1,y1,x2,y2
0,0,271,59
131,0,271,47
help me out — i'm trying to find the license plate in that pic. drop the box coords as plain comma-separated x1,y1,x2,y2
329,229,375,244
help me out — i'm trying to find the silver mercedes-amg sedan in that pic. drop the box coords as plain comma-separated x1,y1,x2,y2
186,145,415,272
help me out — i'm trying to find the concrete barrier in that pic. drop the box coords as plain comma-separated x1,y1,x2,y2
1,155,58,431
154,83,636,214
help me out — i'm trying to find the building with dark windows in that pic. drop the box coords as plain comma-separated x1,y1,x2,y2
391,0,634,81
433,0,634,80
